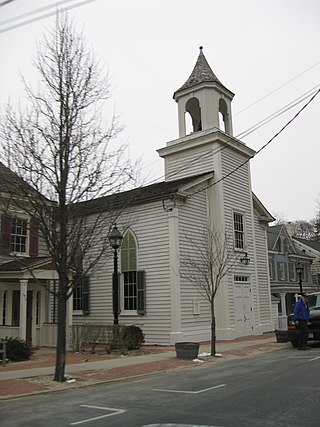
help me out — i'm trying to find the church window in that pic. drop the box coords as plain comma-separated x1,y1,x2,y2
121,230,145,314
233,212,244,249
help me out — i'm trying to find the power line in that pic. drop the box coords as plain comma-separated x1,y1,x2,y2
141,83,320,187
234,60,320,116
188,88,320,198
237,85,320,140
1,1,319,199
0,0,77,25
0,0,99,33
0,0,16,6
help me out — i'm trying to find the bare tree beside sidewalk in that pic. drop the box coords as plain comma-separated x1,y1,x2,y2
0,13,139,382
180,223,244,357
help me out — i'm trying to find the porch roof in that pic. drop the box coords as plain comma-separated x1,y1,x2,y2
0,257,58,281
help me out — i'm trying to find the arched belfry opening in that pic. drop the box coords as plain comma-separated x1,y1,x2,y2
219,98,231,133
185,97,202,133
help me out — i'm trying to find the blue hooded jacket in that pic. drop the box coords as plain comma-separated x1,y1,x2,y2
294,298,310,321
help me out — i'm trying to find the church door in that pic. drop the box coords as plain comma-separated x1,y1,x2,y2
234,276,254,336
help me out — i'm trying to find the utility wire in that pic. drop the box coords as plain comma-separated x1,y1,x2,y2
0,0,99,33
1,0,319,197
237,85,320,139
141,84,320,187
188,88,320,198
0,0,16,6
234,60,320,116
0,0,77,25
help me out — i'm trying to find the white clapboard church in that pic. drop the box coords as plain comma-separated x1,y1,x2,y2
0,48,274,346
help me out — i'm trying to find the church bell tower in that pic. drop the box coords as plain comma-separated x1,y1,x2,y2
173,46,234,138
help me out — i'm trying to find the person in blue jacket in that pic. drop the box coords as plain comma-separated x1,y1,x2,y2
293,293,310,350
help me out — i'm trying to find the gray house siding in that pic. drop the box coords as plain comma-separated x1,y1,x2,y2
253,212,273,332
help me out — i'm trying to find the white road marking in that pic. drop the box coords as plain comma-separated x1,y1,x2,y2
70,405,126,425
153,383,226,394
309,356,320,361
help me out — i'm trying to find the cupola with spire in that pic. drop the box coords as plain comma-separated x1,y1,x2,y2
173,46,234,137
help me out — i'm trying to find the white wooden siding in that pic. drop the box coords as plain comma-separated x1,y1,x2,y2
73,200,174,345
165,144,215,181
178,190,212,341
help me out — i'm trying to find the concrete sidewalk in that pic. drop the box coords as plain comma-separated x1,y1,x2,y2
0,333,288,399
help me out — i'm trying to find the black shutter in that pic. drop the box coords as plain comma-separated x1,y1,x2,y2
0,214,11,254
137,270,146,315
29,217,39,256
82,275,90,315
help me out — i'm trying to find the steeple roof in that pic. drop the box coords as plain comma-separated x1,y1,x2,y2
174,46,231,97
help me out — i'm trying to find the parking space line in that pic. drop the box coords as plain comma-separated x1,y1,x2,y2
309,356,320,361
70,405,126,425
153,384,226,394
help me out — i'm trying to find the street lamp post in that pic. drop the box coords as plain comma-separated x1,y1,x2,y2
108,224,123,325
296,261,303,295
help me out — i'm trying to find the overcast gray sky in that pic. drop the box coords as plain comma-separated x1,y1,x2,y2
1,0,319,222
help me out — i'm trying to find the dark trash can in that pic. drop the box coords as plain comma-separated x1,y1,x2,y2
175,342,200,360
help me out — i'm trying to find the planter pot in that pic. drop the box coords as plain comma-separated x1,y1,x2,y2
275,329,288,343
175,342,200,360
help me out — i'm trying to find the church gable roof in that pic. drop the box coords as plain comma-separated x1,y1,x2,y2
70,173,211,216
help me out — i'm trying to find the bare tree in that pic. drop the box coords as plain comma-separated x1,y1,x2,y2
290,220,316,240
312,198,320,242
0,13,139,381
180,224,244,357
270,212,286,226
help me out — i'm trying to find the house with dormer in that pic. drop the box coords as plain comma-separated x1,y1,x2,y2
0,48,275,346
267,224,315,328
292,237,320,287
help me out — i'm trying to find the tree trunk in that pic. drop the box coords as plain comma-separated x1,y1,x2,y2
210,301,216,356
54,293,67,382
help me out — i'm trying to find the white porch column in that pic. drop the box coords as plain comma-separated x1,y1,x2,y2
32,290,38,346
66,291,73,351
66,292,73,327
278,292,288,330
40,284,47,324
19,279,28,340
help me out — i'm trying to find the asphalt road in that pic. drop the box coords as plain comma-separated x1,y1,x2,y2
2,343,320,427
